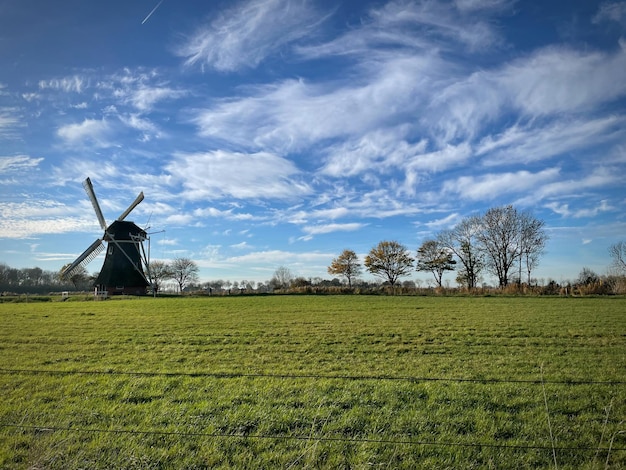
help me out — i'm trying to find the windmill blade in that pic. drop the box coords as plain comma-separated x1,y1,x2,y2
83,177,107,230
117,191,144,221
61,239,104,279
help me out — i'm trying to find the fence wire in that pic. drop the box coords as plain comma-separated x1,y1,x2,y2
1,367,624,385
1,423,625,453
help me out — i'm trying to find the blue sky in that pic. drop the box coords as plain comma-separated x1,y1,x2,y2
1,0,625,285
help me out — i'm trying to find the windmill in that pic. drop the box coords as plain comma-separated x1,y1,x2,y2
61,177,151,295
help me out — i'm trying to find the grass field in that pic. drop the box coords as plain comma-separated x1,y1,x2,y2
0,295,624,469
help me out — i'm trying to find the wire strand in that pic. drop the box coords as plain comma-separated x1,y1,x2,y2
2,423,625,452
0,368,623,385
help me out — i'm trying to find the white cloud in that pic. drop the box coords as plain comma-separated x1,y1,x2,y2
423,213,462,229
309,207,350,220
532,167,622,201
546,199,612,218
193,206,258,221
302,222,366,236
230,241,251,250
166,213,194,225
193,54,441,153
593,2,626,26
321,128,429,178
227,249,332,265
0,200,96,238
497,45,626,116
0,108,22,138
443,167,560,200
454,0,515,12
0,155,43,173
166,150,311,200
22,93,40,102
429,44,626,141
177,0,324,71
128,86,186,111
477,115,626,165
369,0,503,51
38,75,87,93
57,118,113,147
298,0,505,60
119,114,162,141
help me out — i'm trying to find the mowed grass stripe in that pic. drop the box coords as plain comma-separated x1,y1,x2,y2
1,296,625,468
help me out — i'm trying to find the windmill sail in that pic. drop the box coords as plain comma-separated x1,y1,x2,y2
83,177,107,230
117,191,144,221
61,239,104,278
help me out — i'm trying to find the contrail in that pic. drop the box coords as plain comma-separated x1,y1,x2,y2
141,0,165,25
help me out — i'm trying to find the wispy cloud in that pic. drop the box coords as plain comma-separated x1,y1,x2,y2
166,150,311,200
177,0,326,71
443,167,560,201
0,155,44,173
227,249,332,265
477,115,626,165
301,222,366,236
192,53,443,152
592,1,626,27
38,75,87,93
546,199,613,218
0,108,22,138
126,85,187,112
57,118,114,147
298,0,507,60
496,45,626,116
0,200,95,238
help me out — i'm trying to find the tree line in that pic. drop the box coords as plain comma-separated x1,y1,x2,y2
2,206,625,296
325,205,626,295
328,205,549,290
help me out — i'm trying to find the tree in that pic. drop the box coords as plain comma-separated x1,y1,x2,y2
437,216,484,289
169,257,199,293
577,267,599,286
475,206,521,287
518,211,548,284
147,260,172,294
416,240,456,288
271,266,293,290
609,241,626,274
475,205,548,288
364,240,414,289
328,249,362,288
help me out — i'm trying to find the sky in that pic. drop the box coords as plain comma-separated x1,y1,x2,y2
1,0,625,286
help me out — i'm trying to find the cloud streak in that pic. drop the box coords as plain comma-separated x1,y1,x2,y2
177,0,326,71
166,150,312,200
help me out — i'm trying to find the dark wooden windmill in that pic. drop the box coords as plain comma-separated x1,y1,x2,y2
61,177,150,295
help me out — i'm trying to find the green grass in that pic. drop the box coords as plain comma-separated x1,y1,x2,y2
0,296,624,468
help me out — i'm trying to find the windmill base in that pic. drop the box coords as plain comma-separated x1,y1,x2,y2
95,286,148,296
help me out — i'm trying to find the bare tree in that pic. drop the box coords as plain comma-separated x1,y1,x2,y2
476,205,522,288
437,216,484,289
476,205,547,288
328,249,362,288
609,241,626,274
147,260,172,294
519,211,548,284
169,257,199,293
415,240,456,288
364,240,414,289
271,266,294,290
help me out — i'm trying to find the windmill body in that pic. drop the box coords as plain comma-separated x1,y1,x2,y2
96,220,149,295
62,178,151,296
